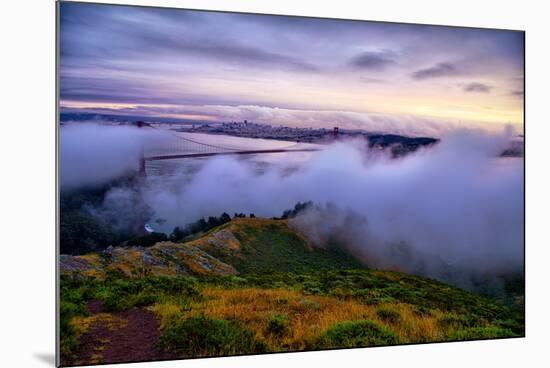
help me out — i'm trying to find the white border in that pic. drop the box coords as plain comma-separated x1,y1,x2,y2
2,0,548,367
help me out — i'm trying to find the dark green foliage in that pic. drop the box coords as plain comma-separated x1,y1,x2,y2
265,314,289,337
60,208,124,254
60,177,151,255
158,315,268,356
125,232,168,247
376,307,401,323
170,213,232,242
314,320,399,348
280,201,313,219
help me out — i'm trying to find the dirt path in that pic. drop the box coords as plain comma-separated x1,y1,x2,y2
73,300,177,365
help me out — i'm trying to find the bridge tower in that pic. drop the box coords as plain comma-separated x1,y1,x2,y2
139,156,146,176
136,121,147,177
333,126,339,140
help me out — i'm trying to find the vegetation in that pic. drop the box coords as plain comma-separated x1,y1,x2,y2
60,268,523,364
158,315,267,356
59,213,524,365
313,320,399,348
60,177,149,254
170,213,232,242
280,201,313,219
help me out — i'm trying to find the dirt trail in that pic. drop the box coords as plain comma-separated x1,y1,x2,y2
73,300,177,365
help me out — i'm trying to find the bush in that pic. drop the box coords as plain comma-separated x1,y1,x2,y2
376,307,401,324
314,320,399,348
158,315,268,356
265,314,289,337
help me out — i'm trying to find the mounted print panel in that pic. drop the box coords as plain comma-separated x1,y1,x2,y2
57,1,525,366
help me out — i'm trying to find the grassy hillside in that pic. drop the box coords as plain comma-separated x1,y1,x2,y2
59,218,524,366
60,218,362,279
187,218,364,273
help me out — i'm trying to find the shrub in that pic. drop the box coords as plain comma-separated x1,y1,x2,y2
314,320,399,348
376,307,401,324
158,315,268,356
102,288,132,311
265,314,289,337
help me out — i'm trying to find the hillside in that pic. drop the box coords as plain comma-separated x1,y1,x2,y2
60,217,524,366
60,218,362,278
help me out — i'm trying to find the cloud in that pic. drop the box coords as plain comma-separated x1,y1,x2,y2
412,62,461,80
349,50,397,70
360,77,387,84
88,129,523,289
463,82,492,93
61,103,523,138
60,123,170,190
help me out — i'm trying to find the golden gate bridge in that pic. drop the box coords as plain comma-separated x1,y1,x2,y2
137,122,331,175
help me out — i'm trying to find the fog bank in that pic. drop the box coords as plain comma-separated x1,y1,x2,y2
63,124,523,286
60,123,168,189
138,129,523,284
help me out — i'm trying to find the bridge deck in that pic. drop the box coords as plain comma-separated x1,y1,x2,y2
144,148,320,161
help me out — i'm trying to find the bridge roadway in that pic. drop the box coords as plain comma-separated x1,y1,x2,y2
144,147,321,161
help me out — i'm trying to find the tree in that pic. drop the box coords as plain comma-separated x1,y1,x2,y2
170,226,186,242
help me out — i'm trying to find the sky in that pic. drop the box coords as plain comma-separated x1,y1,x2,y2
59,2,524,136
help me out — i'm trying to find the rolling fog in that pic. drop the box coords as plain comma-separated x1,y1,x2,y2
60,123,524,287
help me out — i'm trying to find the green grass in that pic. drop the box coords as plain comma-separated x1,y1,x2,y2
222,222,364,273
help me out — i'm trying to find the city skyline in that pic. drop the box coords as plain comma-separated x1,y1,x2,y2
60,2,524,136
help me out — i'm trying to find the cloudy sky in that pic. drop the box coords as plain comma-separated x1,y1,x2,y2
59,2,524,136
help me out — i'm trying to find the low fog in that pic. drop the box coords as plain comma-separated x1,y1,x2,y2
60,123,169,189
61,123,524,288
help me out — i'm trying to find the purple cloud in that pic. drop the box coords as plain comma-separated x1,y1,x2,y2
463,82,492,93
349,50,397,70
412,62,461,80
